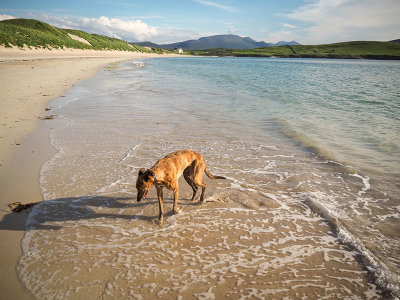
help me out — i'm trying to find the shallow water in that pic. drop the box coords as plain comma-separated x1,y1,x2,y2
19,58,399,299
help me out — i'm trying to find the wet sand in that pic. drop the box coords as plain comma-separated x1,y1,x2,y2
16,58,385,299
0,48,181,299
1,52,395,299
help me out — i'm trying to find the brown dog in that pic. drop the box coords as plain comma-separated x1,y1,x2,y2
136,149,226,223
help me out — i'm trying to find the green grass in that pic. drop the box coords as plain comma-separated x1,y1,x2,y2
61,28,139,51
127,43,169,54
0,18,163,53
2,19,398,59
187,41,400,60
0,19,87,49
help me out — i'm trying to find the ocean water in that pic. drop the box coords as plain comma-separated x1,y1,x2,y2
19,57,399,299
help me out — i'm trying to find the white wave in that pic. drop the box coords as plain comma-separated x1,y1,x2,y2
120,141,141,164
300,191,400,298
349,173,371,196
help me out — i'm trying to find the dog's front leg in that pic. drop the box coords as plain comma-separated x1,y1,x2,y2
172,185,181,214
156,186,164,224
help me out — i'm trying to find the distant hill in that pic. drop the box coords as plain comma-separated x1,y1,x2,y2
274,41,301,46
135,34,300,50
187,41,400,60
0,18,159,53
133,41,162,48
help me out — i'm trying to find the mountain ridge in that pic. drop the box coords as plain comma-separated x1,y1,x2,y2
135,34,300,50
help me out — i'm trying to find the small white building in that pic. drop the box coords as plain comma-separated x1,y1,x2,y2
174,48,184,54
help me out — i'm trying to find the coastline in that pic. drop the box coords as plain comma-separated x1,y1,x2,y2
186,40,400,60
1,49,397,298
16,56,393,298
0,46,184,166
0,47,181,299
231,53,400,60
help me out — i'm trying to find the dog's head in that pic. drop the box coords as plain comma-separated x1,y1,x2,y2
136,168,156,202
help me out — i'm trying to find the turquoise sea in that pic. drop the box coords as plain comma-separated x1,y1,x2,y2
160,57,400,178
19,57,400,299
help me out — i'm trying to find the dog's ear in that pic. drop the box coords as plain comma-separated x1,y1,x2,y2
138,168,146,176
144,169,153,182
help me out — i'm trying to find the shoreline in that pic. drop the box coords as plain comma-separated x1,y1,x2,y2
0,45,183,62
0,46,184,166
0,47,181,299
16,56,392,298
231,53,400,60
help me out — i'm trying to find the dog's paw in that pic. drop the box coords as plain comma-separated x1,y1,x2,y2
154,219,164,226
173,207,182,214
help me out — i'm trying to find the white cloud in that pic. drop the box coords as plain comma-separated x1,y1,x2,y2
267,29,297,43
223,21,238,34
4,12,204,43
78,16,157,41
0,12,206,44
21,13,158,42
195,0,239,14
284,0,400,44
155,27,203,44
0,14,15,21
282,23,296,29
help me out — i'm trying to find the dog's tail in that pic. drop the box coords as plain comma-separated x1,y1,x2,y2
205,168,226,180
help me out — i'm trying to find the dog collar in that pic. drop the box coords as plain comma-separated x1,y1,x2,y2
148,169,157,184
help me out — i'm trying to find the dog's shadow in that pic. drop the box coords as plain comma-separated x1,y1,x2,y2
0,195,202,231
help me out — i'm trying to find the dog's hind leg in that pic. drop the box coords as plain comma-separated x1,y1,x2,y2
199,187,206,203
193,173,206,204
184,167,198,201
192,160,207,203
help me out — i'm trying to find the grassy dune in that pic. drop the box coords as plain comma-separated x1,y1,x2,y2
188,41,400,59
1,18,398,59
0,18,158,53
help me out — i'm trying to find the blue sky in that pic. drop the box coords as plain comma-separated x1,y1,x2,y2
1,0,399,44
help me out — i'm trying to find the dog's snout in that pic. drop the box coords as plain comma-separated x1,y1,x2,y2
137,190,147,202
137,193,143,202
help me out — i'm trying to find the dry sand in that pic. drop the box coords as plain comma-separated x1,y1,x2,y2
0,46,182,165
0,46,181,299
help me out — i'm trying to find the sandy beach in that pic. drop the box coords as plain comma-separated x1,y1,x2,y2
0,47,180,299
1,47,398,299
0,46,182,166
